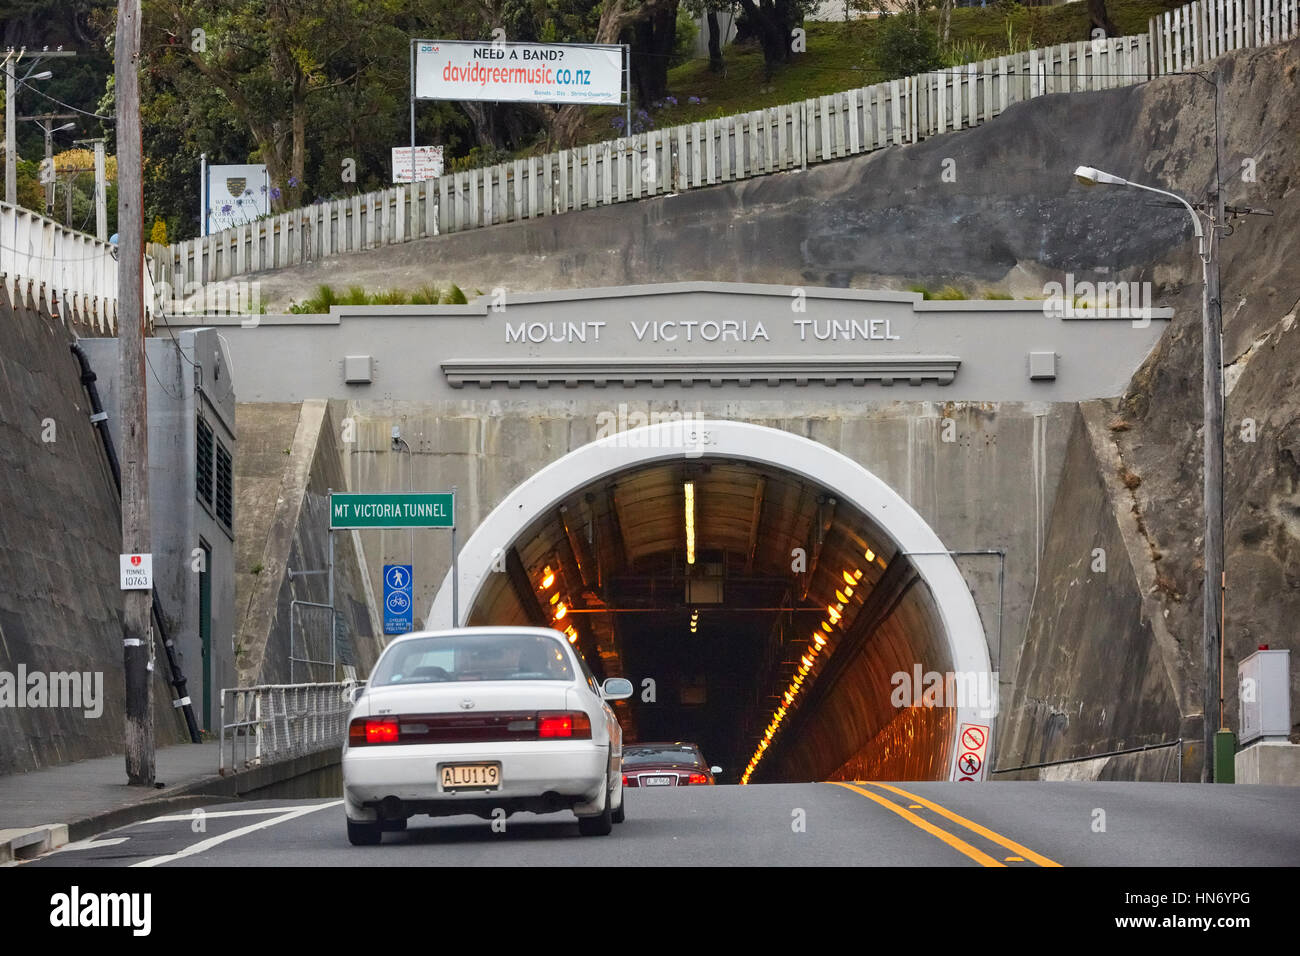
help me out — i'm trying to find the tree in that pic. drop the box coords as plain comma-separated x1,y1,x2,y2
1087,0,1118,37
145,0,407,211
733,0,812,78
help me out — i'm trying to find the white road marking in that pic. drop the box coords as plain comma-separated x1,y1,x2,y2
130,800,342,868
54,837,130,852
144,806,315,823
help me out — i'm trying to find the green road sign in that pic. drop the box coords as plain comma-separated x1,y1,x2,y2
330,492,455,529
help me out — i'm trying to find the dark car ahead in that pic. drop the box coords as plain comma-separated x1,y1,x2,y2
621,742,721,787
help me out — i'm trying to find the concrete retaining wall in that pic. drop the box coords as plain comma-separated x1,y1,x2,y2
0,289,188,774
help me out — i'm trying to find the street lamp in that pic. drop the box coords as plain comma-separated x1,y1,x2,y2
35,119,77,215
2,58,55,205
1072,164,1223,784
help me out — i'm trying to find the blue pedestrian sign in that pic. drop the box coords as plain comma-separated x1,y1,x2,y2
384,564,414,635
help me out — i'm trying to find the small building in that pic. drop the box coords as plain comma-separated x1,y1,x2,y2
81,328,237,731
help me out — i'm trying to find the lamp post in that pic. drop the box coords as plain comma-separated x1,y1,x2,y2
2,59,53,205
1072,164,1223,784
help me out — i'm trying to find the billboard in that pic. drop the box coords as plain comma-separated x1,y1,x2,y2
392,145,445,184
204,163,270,235
414,40,623,105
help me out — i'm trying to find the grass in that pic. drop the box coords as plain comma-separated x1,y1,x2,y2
536,0,1189,152
288,282,468,313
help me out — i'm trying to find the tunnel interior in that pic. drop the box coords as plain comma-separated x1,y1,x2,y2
464,456,964,783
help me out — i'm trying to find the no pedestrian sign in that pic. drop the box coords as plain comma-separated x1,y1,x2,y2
119,554,153,590
329,492,455,529
954,722,990,782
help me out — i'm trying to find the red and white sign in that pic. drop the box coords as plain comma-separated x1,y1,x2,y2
119,553,153,590
953,722,990,782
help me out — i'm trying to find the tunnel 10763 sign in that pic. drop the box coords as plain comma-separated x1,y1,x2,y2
330,492,455,529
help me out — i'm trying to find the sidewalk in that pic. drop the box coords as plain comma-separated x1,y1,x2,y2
0,740,233,859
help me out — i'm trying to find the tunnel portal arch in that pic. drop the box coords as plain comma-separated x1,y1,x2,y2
428,420,992,781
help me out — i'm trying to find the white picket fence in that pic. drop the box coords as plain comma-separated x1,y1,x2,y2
7,0,1294,318
0,201,149,333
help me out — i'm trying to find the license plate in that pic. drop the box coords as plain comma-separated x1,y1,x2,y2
644,775,674,786
441,763,501,790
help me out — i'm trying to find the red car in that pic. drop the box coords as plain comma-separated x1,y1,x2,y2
621,742,721,787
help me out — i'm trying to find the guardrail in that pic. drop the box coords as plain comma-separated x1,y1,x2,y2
147,0,1298,294
218,681,361,775
1,201,155,333
992,739,1184,782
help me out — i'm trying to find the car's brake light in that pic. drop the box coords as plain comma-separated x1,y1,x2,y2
687,772,709,784
622,773,628,786
349,717,398,745
537,711,592,739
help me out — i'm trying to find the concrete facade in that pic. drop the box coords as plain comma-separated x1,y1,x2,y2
82,329,238,732
175,282,1175,770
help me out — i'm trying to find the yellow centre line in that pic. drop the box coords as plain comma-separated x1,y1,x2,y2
829,781,1004,867
865,781,1062,868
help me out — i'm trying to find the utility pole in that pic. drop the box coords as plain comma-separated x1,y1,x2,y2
93,138,106,239
1201,70,1227,783
3,48,75,209
116,0,155,786
4,52,14,205
24,113,77,215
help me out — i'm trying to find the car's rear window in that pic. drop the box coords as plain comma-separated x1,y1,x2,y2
372,633,574,686
624,747,704,768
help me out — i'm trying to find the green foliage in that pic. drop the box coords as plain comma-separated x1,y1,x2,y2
941,38,993,68
874,12,944,80
671,7,701,69
287,282,469,312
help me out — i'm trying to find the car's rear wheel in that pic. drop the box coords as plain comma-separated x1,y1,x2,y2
577,775,614,836
347,818,383,846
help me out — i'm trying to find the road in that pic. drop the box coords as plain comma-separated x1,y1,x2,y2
20,781,1300,868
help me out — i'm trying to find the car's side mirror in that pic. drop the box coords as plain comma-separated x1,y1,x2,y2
710,766,722,774
601,677,634,700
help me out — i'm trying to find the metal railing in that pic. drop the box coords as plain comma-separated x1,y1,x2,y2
219,681,361,775
992,739,1184,782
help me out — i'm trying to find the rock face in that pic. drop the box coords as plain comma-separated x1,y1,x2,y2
1001,38,1300,777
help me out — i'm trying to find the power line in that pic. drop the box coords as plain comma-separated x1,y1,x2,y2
17,77,115,122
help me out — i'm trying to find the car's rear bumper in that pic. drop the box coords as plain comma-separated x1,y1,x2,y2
343,740,608,818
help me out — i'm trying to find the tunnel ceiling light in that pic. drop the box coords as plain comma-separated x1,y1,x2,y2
827,606,841,624
540,566,555,589
549,592,560,605
812,632,826,648
821,621,833,633
683,481,696,565
554,602,568,620
843,569,859,586
864,549,875,563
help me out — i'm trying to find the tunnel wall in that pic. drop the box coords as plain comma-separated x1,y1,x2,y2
998,405,1194,780
327,399,1070,721
233,400,384,685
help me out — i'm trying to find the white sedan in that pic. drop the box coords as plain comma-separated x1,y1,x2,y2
342,626,632,845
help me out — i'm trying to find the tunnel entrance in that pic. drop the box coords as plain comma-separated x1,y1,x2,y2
429,421,992,783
